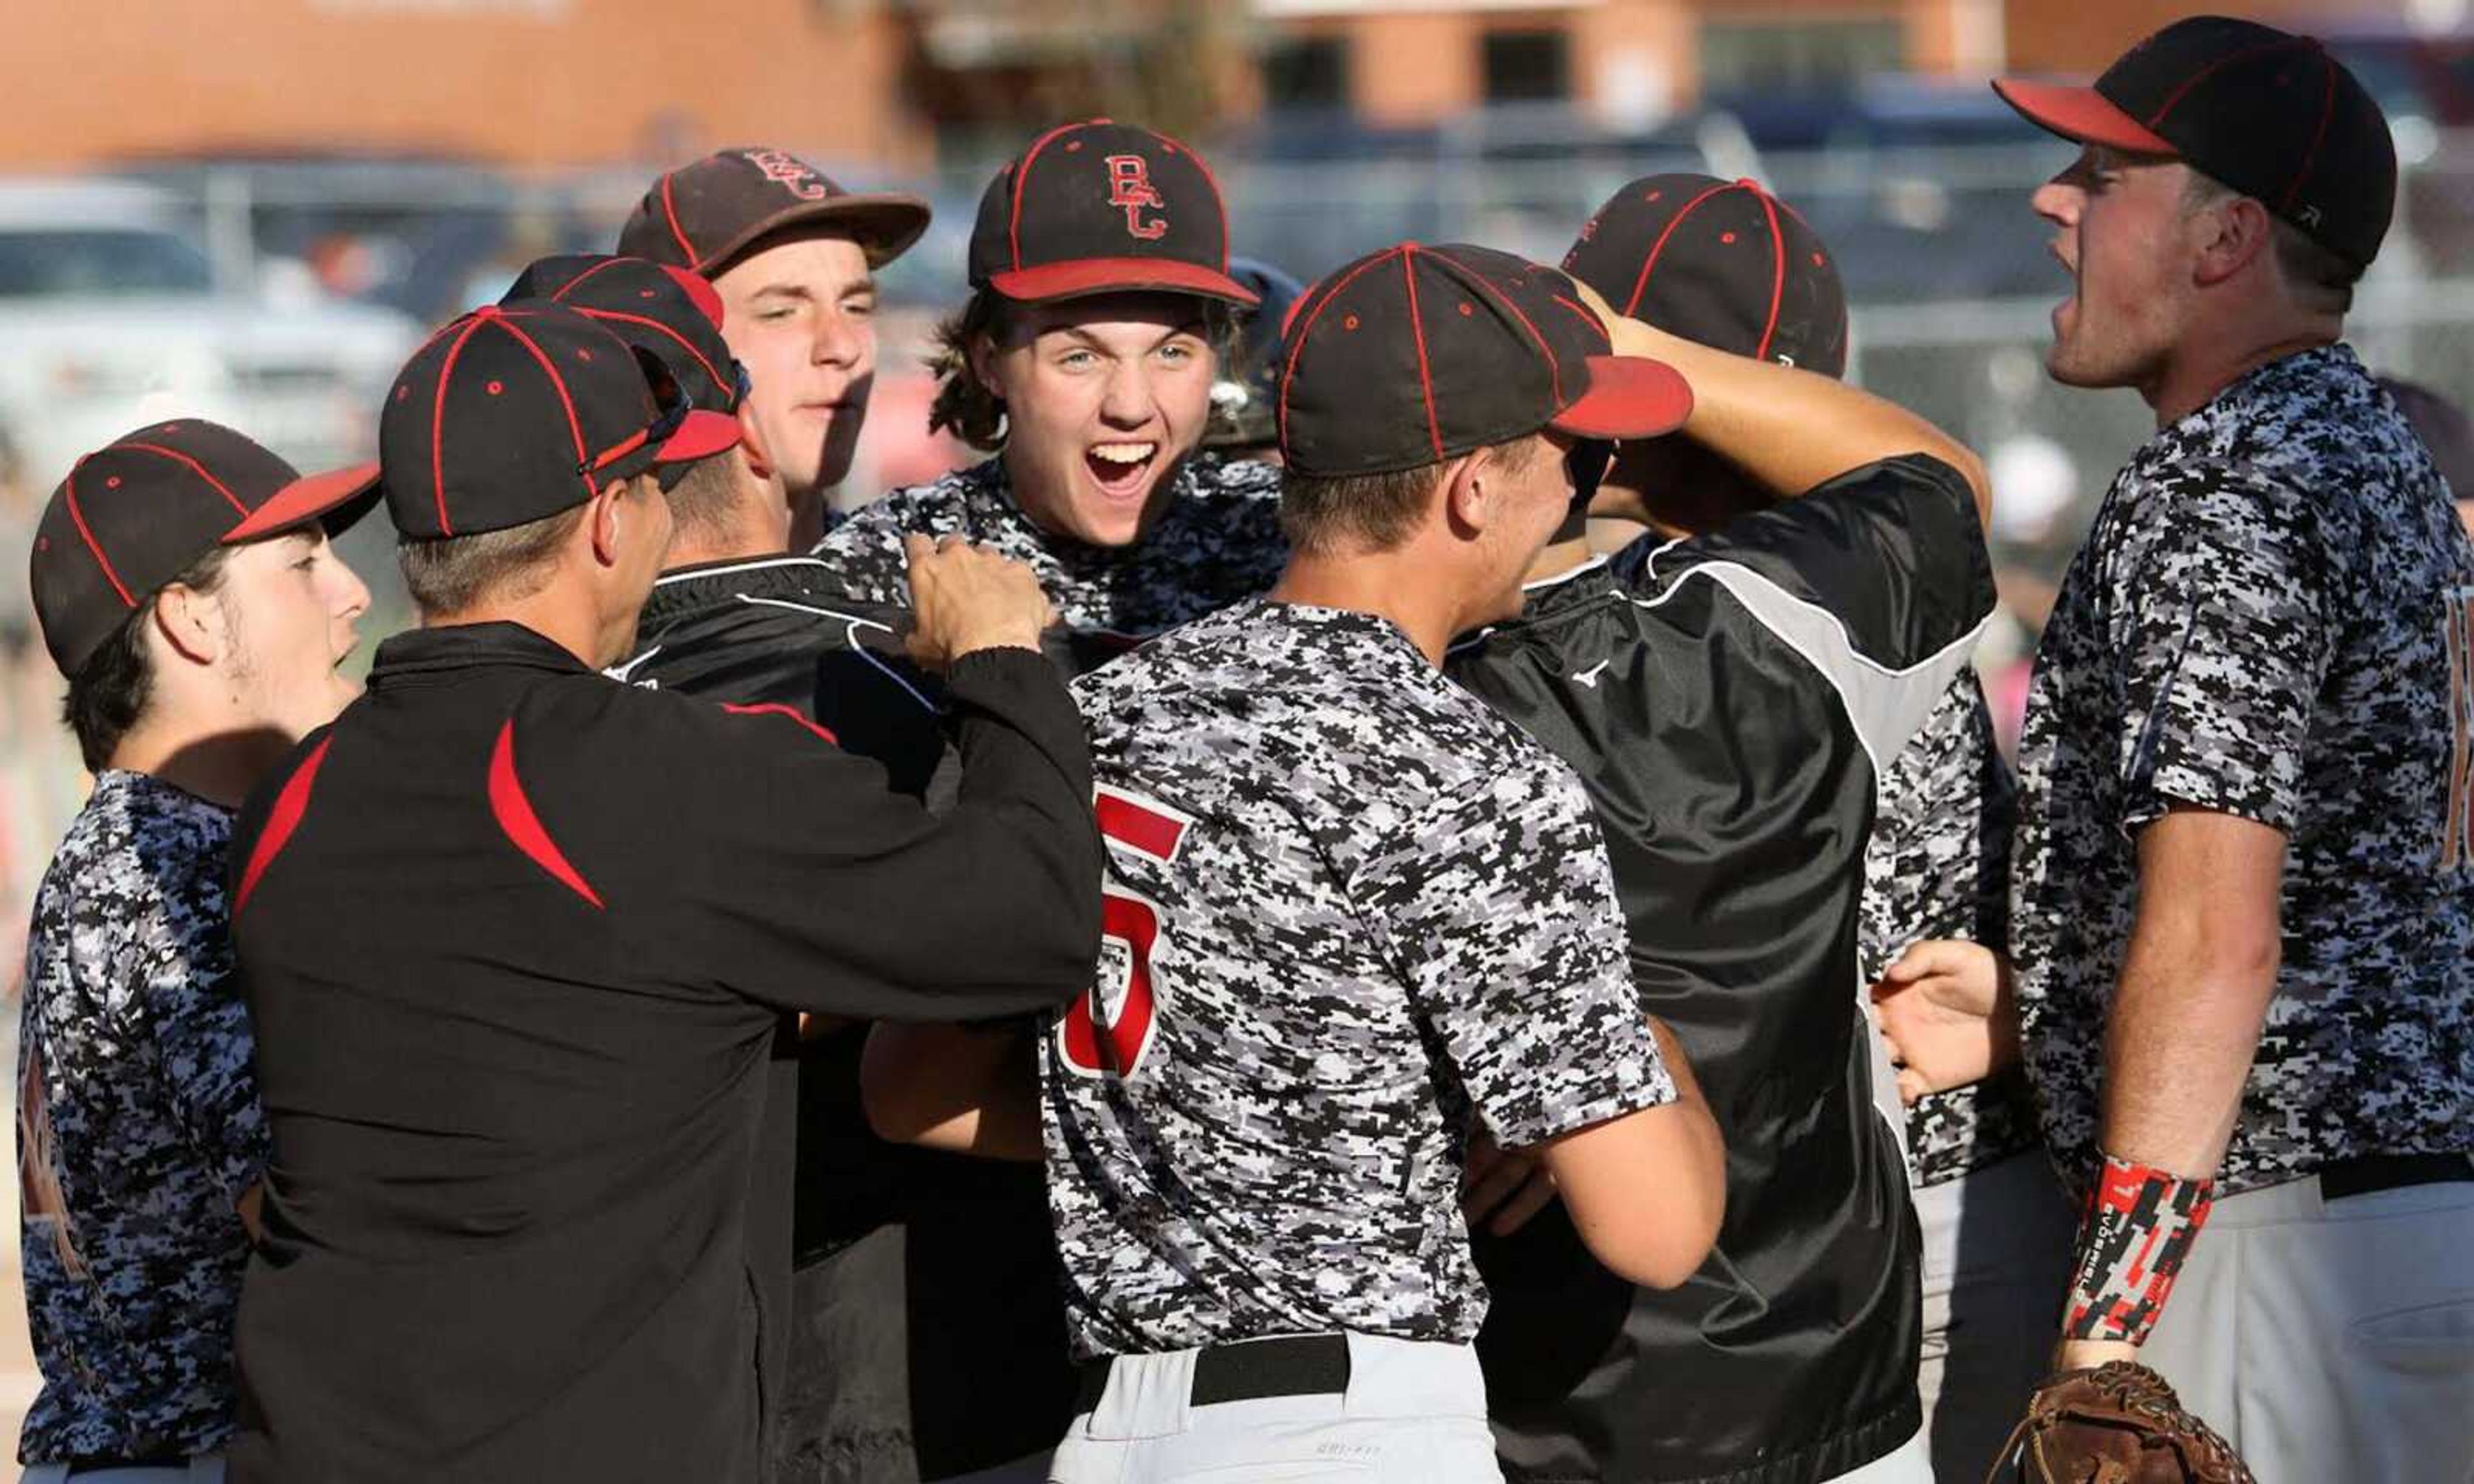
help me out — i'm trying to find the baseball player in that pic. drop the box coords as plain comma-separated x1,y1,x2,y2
221,302,1102,1483
497,253,977,1484
18,424,376,1484
618,145,929,546
809,119,1285,662
1202,256,1307,462
1450,186,1999,1484
1884,17,2474,1478
866,242,1727,1483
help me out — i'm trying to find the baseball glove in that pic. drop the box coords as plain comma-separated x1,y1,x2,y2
1989,1362,2255,1484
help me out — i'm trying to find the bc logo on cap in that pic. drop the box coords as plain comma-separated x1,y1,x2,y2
743,148,829,202
1105,155,1169,242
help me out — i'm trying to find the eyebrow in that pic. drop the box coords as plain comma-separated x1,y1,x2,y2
1057,319,1206,352
749,277,878,304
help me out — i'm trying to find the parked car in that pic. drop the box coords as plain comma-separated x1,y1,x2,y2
0,179,420,494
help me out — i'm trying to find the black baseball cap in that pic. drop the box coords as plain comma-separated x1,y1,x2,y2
30,421,380,679
1276,242,1692,479
500,254,742,416
1995,15,2396,269
618,146,931,276
1564,175,1848,379
968,119,1258,307
379,303,742,540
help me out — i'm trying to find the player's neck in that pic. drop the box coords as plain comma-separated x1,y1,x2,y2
1269,551,1461,667
1524,537,1596,585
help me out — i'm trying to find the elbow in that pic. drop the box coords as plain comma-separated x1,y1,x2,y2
858,1027,934,1145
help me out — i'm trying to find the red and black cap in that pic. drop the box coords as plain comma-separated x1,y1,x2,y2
968,119,1258,308
29,421,381,679
501,254,742,416
1564,174,1848,379
1276,242,1693,479
1995,15,2396,269
617,146,932,276
379,303,742,541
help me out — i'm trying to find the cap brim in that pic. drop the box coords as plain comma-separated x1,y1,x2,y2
1552,356,1694,441
222,461,383,544
1991,79,2177,155
988,256,1263,309
651,409,745,464
702,194,934,274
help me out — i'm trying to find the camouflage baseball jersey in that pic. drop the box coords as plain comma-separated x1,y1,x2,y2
810,453,1286,638
2013,343,2474,1198
1858,675,2040,1189
1045,598,1676,1359
16,770,267,1463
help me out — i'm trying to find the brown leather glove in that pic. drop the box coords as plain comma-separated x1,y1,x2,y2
1991,1362,2256,1484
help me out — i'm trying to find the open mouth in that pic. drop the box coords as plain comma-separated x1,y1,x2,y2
1084,441,1160,500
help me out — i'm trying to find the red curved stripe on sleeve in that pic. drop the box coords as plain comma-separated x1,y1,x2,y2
234,735,333,915
488,719,604,909
722,702,839,747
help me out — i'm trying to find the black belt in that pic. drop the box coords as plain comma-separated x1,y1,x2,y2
64,1460,187,1477
2319,1152,2474,1201
1077,1333,1352,1414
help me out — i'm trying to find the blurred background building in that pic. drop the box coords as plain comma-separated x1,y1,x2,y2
3,0,2471,1458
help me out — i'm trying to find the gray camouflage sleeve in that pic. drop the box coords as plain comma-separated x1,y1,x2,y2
1368,763,1676,1150
144,877,269,1203
2116,462,2331,834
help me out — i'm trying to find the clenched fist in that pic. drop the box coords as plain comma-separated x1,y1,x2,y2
904,533,1053,671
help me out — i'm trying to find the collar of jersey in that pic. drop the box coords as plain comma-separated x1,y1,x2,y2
639,554,841,625
369,620,597,683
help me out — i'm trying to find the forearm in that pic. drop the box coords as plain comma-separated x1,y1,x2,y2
1614,318,1991,521
860,1022,1044,1161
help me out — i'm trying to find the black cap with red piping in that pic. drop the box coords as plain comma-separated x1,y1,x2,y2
617,146,932,275
1276,242,1693,480
1995,15,2395,269
28,421,380,680
501,254,742,416
1564,175,1848,379
379,303,742,541
968,119,1259,308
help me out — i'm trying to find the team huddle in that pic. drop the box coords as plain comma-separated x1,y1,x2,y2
15,15,2474,1484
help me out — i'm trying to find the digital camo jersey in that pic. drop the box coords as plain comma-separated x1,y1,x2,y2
810,453,1287,638
17,771,267,1463
1858,674,2039,1188
2013,344,2474,1198
1046,599,1674,1360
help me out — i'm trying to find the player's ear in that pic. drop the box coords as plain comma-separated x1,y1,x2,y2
587,477,633,568
1442,449,1491,538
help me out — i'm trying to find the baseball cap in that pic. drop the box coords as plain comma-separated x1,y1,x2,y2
1276,242,1693,479
1994,15,2396,269
1564,175,1848,378
30,421,381,679
618,146,932,275
967,119,1258,308
379,303,742,540
500,254,743,416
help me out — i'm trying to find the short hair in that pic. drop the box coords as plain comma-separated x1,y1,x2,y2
1280,436,1540,556
397,505,586,617
660,454,740,548
62,546,233,773
926,290,1243,455
2183,171,2361,315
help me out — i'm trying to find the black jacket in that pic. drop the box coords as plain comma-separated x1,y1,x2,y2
619,555,1080,1481
224,621,1100,1484
1448,457,1993,1484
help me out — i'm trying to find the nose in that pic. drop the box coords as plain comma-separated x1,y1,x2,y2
334,556,372,623
2031,178,2083,231
810,305,865,370
1098,360,1155,430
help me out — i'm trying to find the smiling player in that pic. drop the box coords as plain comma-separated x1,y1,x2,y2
809,120,1282,660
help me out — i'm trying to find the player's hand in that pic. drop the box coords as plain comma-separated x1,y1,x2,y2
1868,938,2019,1105
1464,1129,1560,1235
905,534,1053,671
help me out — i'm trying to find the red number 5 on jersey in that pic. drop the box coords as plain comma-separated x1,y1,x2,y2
1059,788,1194,1080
